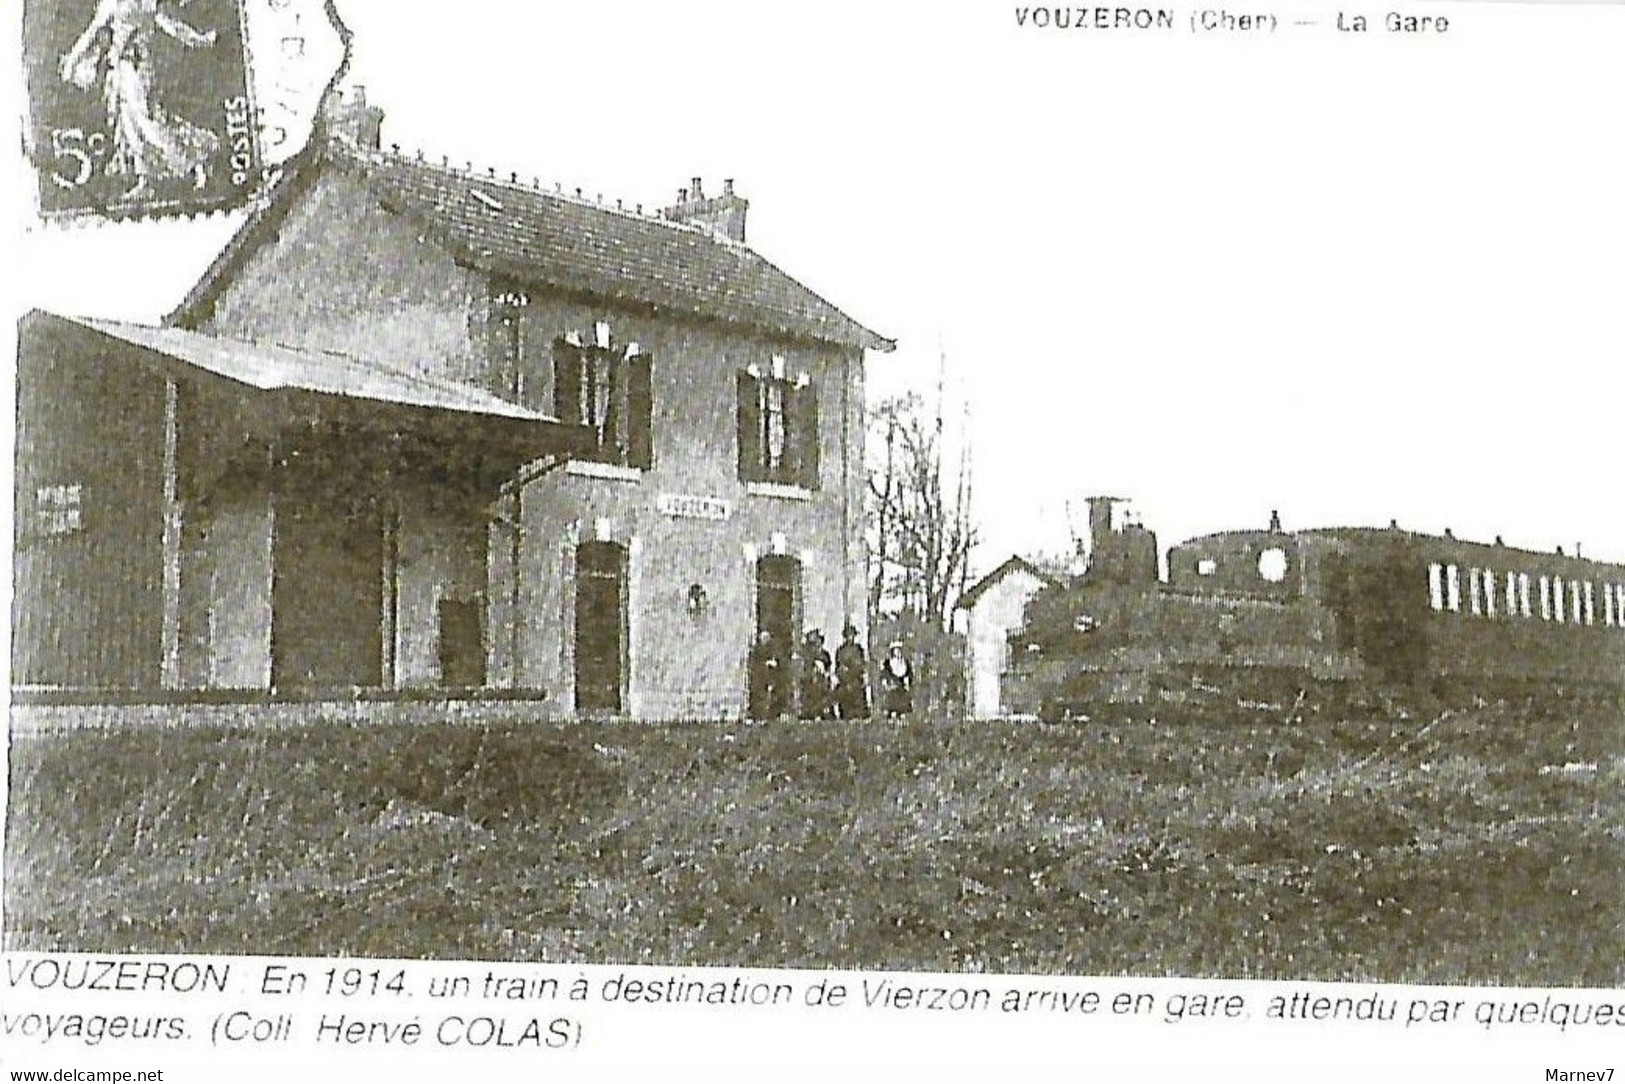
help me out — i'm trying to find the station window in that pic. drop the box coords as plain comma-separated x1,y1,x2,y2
1582,581,1595,626
1445,564,1461,613
1427,563,1444,612
1539,576,1552,621
1553,576,1566,623
1570,580,1583,625
737,356,820,488
1468,567,1483,616
553,323,655,469
1482,569,1497,618
1606,584,1617,628
489,282,531,403
1519,572,1532,618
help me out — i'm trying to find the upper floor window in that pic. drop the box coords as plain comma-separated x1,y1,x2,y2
490,284,531,402
553,321,653,469
737,356,820,488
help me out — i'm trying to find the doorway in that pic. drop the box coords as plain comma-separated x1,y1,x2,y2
754,554,801,695
574,541,627,713
272,500,383,689
438,597,486,688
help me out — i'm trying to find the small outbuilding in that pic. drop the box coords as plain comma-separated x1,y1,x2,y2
953,556,1065,719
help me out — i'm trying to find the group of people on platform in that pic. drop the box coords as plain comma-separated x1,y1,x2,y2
746,625,917,722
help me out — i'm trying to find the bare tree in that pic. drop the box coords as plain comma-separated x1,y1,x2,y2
866,389,977,631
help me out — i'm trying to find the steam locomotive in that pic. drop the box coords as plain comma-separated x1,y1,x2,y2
1008,498,1625,719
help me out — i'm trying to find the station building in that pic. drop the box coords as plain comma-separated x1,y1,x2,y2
12,90,892,717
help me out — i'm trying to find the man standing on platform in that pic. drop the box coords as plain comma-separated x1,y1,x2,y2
834,623,870,720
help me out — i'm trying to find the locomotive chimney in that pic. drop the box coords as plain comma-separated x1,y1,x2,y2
1086,496,1117,558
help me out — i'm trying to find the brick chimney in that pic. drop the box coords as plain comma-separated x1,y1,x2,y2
662,177,749,243
320,84,385,151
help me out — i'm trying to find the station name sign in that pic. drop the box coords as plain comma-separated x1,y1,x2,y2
657,493,732,521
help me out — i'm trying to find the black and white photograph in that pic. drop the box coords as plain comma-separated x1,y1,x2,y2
3,0,1622,1077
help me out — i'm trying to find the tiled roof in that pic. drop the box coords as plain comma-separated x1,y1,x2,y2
331,146,892,351
69,315,558,422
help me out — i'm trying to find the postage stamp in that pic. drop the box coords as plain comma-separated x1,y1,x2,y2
21,0,346,222
23,0,260,219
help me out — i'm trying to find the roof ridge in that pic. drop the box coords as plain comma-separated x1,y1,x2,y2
332,138,747,244
173,135,895,352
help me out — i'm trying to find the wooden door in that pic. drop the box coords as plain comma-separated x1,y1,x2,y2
574,541,626,712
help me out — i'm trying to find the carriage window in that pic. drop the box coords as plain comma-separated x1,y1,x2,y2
1427,563,1444,611
1198,558,1218,577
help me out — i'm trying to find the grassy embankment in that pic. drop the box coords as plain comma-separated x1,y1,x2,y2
5,699,1620,985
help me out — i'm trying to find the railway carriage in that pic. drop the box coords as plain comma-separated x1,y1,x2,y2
1010,499,1625,719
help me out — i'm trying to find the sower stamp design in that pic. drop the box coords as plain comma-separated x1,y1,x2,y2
24,0,261,219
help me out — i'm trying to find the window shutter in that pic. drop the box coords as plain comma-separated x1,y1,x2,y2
602,353,622,459
736,369,761,482
627,353,654,470
553,340,582,425
796,381,820,489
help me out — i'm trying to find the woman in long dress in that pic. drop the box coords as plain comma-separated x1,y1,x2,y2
59,0,221,198
879,642,914,719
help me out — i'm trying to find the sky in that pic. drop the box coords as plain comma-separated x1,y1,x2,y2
10,0,1625,570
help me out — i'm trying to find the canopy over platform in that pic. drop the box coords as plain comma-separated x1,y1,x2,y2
49,313,592,491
